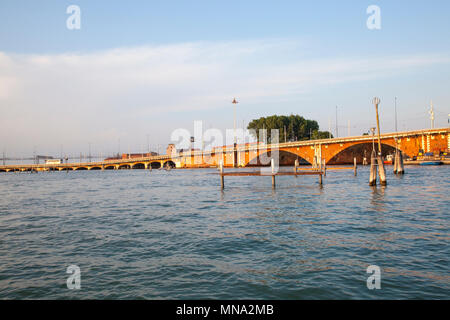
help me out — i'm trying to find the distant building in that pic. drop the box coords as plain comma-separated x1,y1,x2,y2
104,152,157,161
166,144,176,156
121,152,158,159
178,148,201,154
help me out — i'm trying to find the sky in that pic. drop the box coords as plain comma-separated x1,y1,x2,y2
1,0,450,158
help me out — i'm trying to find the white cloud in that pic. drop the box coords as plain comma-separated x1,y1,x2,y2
0,39,448,154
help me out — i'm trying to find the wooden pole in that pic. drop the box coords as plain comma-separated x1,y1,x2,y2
219,161,224,190
323,159,326,176
271,158,276,188
397,150,405,175
393,148,398,174
319,173,323,185
373,97,386,185
354,157,357,176
294,159,298,178
369,149,377,186
377,155,387,185
374,99,382,155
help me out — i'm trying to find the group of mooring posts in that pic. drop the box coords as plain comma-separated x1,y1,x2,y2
217,156,360,190
218,159,326,190
369,97,405,186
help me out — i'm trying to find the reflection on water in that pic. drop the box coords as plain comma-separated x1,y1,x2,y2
0,166,448,299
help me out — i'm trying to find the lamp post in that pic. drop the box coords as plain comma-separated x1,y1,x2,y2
370,127,376,152
232,98,238,144
232,98,238,167
373,97,382,155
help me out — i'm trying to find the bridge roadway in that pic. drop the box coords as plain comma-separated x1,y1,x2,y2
0,127,449,172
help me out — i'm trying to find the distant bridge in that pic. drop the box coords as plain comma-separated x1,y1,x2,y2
1,128,449,172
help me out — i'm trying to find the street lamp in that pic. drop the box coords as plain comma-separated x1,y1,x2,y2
232,98,238,144
232,98,239,168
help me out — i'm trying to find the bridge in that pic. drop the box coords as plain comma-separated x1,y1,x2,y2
1,127,449,172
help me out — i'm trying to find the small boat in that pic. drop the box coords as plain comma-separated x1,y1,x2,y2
384,154,393,165
419,161,443,166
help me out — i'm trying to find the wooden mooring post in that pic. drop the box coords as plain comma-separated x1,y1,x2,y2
393,148,405,175
219,161,224,190
271,159,276,188
294,159,299,178
377,155,387,185
369,150,377,186
373,97,387,186
353,157,357,176
397,150,404,174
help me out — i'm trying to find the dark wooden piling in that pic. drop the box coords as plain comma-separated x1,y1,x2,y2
271,159,276,188
397,150,404,175
393,148,399,174
369,150,377,186
377,155,387,185
219,161,224,190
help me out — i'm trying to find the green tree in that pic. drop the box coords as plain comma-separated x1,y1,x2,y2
247,114,333,142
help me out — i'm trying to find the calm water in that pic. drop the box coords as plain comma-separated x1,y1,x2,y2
0,166,448,299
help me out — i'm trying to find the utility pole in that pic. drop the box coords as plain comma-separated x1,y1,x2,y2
231,98,238,168
429,100,435,129
146,135,150,155
394,97,398,132
88,143,92,162
335,106,339,138
328,117,331,138
232,98,238,145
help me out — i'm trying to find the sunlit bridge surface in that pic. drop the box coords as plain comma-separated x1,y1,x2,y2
0,166,448,299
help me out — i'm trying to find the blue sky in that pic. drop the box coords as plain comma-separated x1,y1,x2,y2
1,0,450,157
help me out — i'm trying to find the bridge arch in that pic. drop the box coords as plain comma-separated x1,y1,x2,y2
245,149,311,166
74,167,88,171
89,166,102,170
163,160,176,168
150,162,161,169
104,165,115,170
326,142,400,164
132,163,146,169
118,164,131,170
